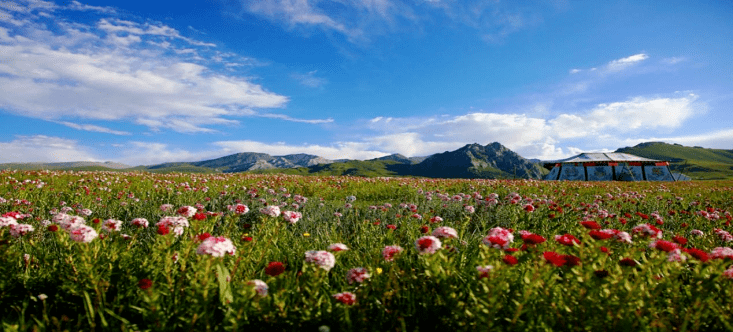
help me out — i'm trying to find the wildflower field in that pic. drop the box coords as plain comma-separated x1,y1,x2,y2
1,170,733,331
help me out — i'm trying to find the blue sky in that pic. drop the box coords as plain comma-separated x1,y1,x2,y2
1,0,731,165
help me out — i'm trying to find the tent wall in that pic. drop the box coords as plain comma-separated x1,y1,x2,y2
545,163,676,181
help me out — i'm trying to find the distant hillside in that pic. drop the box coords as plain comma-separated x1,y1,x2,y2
0,161,131,171
413,143,545,179
615,142,733,180
145,153,333,173
253,142,546,179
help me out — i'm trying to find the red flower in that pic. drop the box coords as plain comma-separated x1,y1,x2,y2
386,224,397,230
600,246,609,254
683,248,709,262
93,218,100,224
619,258,637,267
156,224,170,235
652,240,678,253
265,261,285,277
636,212,649,220
580,221,601,230
589,230,614,240
523,204,535,212
47,224,59,232
197,232,212,241
555,234,581,246
504,248,519,253
543,251,566,267
332,292,356,305
419,225,429,234
503,255,518,265
521,233,546,245
594,270,610,278
563,254,581,267
672,235,688,246
193,212,207,221
242,236,253,242
138,278,153,290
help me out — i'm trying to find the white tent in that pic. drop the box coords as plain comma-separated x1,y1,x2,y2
543,153,677,181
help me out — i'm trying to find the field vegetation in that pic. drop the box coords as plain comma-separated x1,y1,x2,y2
1,170,732,331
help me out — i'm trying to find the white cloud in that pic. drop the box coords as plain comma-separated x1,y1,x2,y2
0,135,98,163
606,53,649,72
0,1,328,134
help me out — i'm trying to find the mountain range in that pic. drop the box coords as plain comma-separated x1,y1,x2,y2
2,142,731,180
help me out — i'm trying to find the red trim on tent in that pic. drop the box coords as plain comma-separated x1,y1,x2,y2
608,162,618,166
629,162,643,166
555,163,561,167
655,162,669,166
583,162,597,166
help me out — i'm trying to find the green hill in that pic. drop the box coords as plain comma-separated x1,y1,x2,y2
615,142,733,180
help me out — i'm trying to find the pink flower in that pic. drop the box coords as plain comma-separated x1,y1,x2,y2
614,231,633,244
332,292,356,305
667,249,686,262
0,216,18,228
476,265,493,279
710,247,733,260
159,204,173,212
328,243,349,252
554,234,581,246
714,229,733,242
69,225,98,243
131,218,149,228
429,216,443,223
156,216,189,237
723,267,733,279
227,204,250,214
523,204,535,212
196,236,236,257
9,224,34,238
282,211,302,224
304,250,336,271
415,235,442,255
432,226,458,239
346,267,370,284
176,206,197,218
382,245,403,262
464,205,475,214
260,206,281,217
483,227,514,249
102,219,123,232
249,279,268,297
632,223,663,239
690,229,704,237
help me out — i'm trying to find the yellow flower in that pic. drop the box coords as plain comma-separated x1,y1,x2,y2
303,232,310,237
376,267,383,274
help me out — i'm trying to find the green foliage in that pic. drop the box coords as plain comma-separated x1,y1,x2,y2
617,142,733,180
0,170,732,331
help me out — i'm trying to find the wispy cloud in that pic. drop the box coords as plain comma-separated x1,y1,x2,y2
57,121,131,135
291,70,327,88
237,0,545,44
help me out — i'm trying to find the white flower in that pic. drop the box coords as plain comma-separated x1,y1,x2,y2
196,236,236,257
260,206,281,217
432,226,458,239
328,243,349,252
10,224,34,237
304,250,336,271
249,279,268,297
282,211,302,224
415,235,442,255
102,219,123,232
346,267,370,284
69,225,98,243
0,216,18,228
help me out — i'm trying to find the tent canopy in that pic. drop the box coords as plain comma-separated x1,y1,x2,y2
543,152,678,181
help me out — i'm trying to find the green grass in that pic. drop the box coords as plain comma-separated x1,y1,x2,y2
617,142,733,180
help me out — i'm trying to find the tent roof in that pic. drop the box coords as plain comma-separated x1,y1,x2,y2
543,152,663,169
